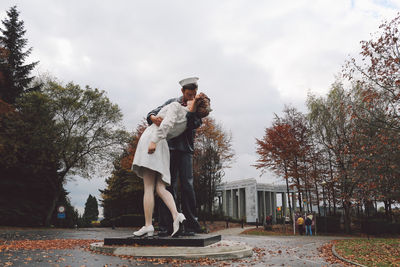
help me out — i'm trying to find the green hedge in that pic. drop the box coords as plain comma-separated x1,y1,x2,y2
197,211,226,221
361,219,400,235
316,216,341,233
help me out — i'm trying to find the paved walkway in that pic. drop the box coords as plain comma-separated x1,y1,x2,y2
229,234,343,266
0,227,344,266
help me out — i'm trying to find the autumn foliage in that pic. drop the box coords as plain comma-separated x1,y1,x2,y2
255,14,400,233
193,117,234,215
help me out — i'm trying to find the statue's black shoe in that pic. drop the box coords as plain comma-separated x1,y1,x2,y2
181,230,195,236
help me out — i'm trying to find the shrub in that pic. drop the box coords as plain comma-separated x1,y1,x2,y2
102,214,144,227
197,211,226,222
316,216,341,233
361,219,400,235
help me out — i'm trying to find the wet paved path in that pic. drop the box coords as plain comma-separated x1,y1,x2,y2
0,227,345,266
227,235,343,266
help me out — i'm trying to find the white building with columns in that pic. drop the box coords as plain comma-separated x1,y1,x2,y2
216,178,296,224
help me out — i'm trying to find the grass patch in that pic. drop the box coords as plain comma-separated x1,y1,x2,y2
335,238,400,267
241,227,294,236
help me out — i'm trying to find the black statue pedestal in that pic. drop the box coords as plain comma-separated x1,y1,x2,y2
104,234,221,247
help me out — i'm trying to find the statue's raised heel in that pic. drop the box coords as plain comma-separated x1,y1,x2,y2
171,213,186,237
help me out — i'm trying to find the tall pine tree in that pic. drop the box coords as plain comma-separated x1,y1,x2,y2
0,5,39,104
83,195,99,222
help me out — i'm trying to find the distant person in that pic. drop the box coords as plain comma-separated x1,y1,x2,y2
296,214,304,235
305,214,313,236
266,215,272,225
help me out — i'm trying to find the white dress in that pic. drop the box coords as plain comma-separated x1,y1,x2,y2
131,102,188,185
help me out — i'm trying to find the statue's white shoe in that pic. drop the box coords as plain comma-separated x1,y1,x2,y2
171,213,186,237
133,225,154,237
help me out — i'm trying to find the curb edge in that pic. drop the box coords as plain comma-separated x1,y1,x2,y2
331,244,367,267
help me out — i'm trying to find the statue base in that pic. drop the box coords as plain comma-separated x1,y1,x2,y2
104,233,221,247
91,239,253,260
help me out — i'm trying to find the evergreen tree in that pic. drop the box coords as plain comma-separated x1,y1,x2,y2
0,5,39,104
0,91,60,226
0,47,10,95
83,195,99,222
100,157,144,221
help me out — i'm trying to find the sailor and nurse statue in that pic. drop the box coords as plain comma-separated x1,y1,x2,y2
131,77,211,237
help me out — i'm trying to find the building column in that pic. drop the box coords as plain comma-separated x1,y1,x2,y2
268,191,272,216
218,194,222,214
230,189,234,217
223,190,227,215
272,192,277,224
240,188,246,220
227,189,229,217
231,189,236,218
237,188,241,219
262,191,266,224
282,192,287,218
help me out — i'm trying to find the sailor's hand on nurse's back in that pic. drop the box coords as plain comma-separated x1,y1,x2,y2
148,141,156,154
150,115,163,126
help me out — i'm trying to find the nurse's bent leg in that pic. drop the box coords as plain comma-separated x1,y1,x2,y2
156,178,178,221
157,150,179,233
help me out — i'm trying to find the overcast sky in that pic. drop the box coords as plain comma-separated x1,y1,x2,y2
1,1,398,216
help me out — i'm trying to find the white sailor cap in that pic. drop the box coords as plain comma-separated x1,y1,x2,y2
179,77,199,87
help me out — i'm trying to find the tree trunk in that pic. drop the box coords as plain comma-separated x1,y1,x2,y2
208,171,213,214
384,200,390,220
312,161,320,215
284,166,292,220
315,183,321,216
45,183,63,226
333,185,337,215
297,187,303,212
328,189,332,215
343,200,352,234
308,189,313,213
296,177,303,212
285,178,292,221
328,153,336,215
365,201,370,217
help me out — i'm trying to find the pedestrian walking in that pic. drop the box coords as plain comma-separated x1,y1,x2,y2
296,215,304,235
305,214,313,236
